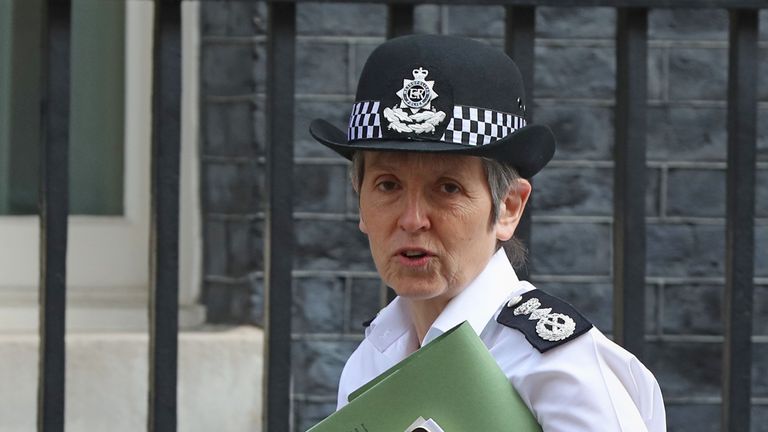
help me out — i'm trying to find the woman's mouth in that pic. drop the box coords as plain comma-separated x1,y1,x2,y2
396,249,433,267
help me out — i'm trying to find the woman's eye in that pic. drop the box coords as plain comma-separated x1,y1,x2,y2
441,183,461,194
376,181,398,192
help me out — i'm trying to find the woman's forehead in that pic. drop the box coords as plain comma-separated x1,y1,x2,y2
364,151,484,175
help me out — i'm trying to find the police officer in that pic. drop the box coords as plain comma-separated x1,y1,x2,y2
309,34,665,432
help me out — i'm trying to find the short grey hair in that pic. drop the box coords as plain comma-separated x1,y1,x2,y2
350,152,528,267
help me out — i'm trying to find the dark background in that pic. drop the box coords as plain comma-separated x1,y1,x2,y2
198,3,768,431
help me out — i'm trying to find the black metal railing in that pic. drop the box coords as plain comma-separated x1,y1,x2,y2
34,0,761,431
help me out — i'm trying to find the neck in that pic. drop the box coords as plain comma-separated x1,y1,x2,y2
405,296,452,346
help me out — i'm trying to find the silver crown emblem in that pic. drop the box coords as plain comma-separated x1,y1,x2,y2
384,66,446,135
412,67,429,81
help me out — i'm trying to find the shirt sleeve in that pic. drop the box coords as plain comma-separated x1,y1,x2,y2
500,329,666,432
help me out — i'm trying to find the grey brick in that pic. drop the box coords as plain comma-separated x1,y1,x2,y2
758,170,768,218
530,222,612,276
532,167,613,216
760,109,768,161
646,341,722,398
755,285,768,336
293,277,345,333
204,218,228,275
445,6,504,38
254,100,266,153
296,41,349,95
294,219,374,271
668,48,727,101
646,167,662,217
533,166,658,218
349,277,383,333
253,41,267,94
226,218,264,276
203,101,261,157
535,46,616,100
204,217,264,277
755,343,768,398
666,168,725,218
648,47,666,102
662,284,722,335
535,105,613,160
297,3,386,36
762,10,768,41
250,276,265,326
760,48,768,102
754,404,768,432
202,160,264,214
414,5,442,34
293,164,348,213
648,9,728,41
646,224,725,278
647,107,726,161
757,226,768,277
543,282,658,335
203,274,263,325
200,1,265,37
293,400,336,432
536,7,615,39
201,42,256,97
665,404,720,432
540,282,613,333
295,99,354,158
292,339,359,395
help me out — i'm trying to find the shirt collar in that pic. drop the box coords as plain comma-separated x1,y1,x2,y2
365,296,412,353
422,248,518,346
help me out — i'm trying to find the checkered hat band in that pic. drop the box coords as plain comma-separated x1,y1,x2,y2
440,105,526,146
348,101,382,141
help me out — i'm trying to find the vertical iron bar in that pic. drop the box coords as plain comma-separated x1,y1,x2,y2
148,0,181,430
722,9,758,432
504,6,535,280
264,2,295,431
38,0,71,430
613,8,647,359
387,4,414,39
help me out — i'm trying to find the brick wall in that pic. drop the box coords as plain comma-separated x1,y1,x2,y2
199,3,768,431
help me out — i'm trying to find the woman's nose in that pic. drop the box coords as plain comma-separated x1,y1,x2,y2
398,193,431,233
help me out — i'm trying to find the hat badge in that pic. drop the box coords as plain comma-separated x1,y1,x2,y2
384,67,446,135
398,67,436,111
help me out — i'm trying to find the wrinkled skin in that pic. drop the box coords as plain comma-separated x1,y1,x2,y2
358,151,530,316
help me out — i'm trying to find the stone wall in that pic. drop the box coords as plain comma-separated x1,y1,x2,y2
199,3,768,431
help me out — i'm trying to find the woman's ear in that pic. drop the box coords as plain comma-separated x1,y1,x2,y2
495,179,532,242
359,214,368,234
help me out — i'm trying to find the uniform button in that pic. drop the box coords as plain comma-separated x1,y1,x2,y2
507,295,523,308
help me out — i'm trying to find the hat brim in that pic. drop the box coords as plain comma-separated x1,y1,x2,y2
309,119,556,179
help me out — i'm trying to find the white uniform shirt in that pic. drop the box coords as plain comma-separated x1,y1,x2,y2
337,249,666,431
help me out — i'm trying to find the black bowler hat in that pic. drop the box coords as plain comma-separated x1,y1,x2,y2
309,34,555,179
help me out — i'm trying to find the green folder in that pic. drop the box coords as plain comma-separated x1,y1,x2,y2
307,321,542,432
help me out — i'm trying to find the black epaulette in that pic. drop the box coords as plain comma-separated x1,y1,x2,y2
362,314,378,328
497,288,592,353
